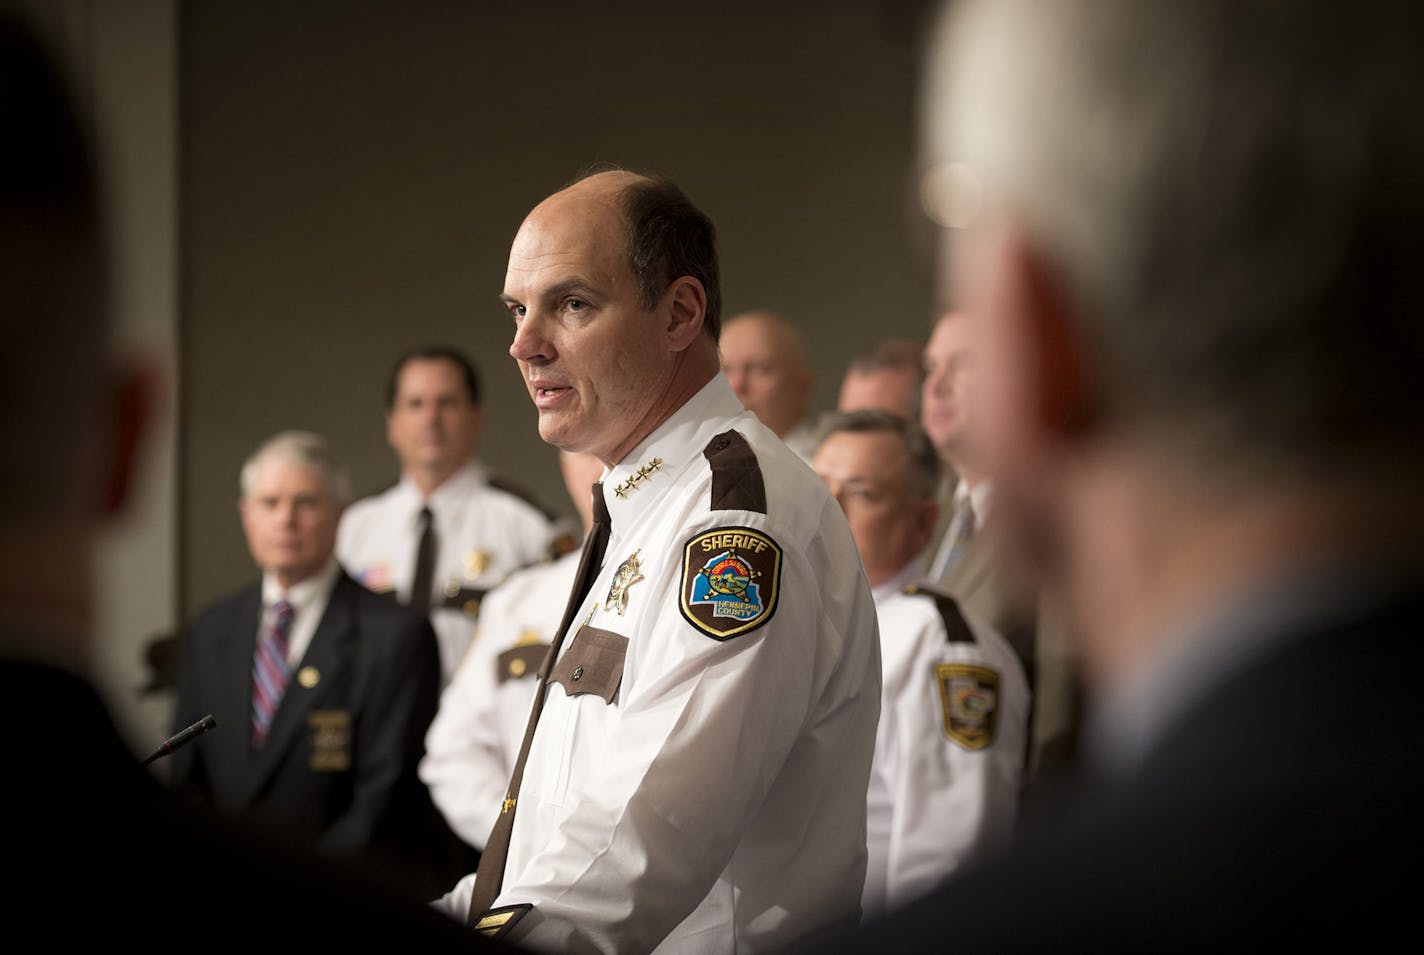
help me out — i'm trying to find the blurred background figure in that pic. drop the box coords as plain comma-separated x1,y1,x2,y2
421,450,603,853
837,338,923,419
0,11,479,944
830,0,1424,948
720,310,817,460
337,346,569,683
813,410,1028,919
172,431,460,898
921,310,982,585
921,310,1080,783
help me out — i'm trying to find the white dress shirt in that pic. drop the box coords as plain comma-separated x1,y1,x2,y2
436,375,882,954
420,551,579,848
336,460,560,682
259,557,341,667
928,478,994,583
862,562,1030,918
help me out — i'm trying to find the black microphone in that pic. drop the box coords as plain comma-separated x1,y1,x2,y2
142,715,217,767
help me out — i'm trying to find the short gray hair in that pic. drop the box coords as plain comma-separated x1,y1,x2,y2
928,0,1424,484
815,409,942,500
240,431,351,503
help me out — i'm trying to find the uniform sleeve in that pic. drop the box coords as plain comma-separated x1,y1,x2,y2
883,619,1029,908
420,590,522,849
494,512,874,953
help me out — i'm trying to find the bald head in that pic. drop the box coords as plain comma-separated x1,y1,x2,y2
720,311,814,437
503,171,722,465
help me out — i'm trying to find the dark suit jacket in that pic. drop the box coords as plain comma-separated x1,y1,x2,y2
823,580,1424,950
3,658,494,947
172,569,460,897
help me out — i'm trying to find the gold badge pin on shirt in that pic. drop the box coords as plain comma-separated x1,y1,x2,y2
465,550,491,578
605,549,646,616
297,666,320,689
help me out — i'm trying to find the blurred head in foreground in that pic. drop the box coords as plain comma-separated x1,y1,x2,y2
927,0,1424,684
0,14,148,661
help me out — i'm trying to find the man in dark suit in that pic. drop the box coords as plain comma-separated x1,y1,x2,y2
824,0,1424,947
173,430,460,898
0,11,484,946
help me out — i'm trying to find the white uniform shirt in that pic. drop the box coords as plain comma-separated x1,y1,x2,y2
420,551,579,848
336,460,561,682
437,376,882,954
862,565,1030,918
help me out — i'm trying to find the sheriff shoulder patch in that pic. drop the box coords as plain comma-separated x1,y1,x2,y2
935,663,1000,750
679,526,782,641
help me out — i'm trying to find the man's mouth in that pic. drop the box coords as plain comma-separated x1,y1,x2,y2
531,380,572,407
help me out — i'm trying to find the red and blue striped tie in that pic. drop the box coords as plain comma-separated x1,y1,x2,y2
251,598,295,746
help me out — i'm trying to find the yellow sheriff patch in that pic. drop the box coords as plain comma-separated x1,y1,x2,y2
935,663,1000,750
679,526,782,640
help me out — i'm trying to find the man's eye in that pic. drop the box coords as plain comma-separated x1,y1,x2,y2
566,298,586,312
511,305,527,321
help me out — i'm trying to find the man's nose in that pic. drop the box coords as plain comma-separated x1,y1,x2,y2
511,312,553,365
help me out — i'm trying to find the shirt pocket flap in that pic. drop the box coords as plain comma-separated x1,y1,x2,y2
495,643,549,684
548,625,628,704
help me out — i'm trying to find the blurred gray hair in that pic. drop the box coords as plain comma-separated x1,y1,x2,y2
240,431,351,503
927,0,1424,484
815,409,942,500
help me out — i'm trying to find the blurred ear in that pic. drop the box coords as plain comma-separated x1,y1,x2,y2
664,276,708,352
1003,232,1097,441
100,358,157,519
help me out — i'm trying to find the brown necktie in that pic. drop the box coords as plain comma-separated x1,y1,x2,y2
467,481,612,922
410,505,436,614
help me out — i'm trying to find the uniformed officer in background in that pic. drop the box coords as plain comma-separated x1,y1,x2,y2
437,170,882,953
812,410,1028,918
421,449,603,849
337,345,569,682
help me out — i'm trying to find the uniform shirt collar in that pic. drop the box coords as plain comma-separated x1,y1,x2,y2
396,459,487,517
602,375,747,529
870,559,924,604
262,556,341,611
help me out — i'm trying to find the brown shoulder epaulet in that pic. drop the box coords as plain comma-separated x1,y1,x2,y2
903,581,977,645
702,430,767,514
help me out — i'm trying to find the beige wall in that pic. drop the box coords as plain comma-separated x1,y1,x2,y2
181,1,937,615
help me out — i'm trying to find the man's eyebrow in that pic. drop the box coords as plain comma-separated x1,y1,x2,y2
499,278,601,309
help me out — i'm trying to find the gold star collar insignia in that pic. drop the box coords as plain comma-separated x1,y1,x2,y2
614,457,664,499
